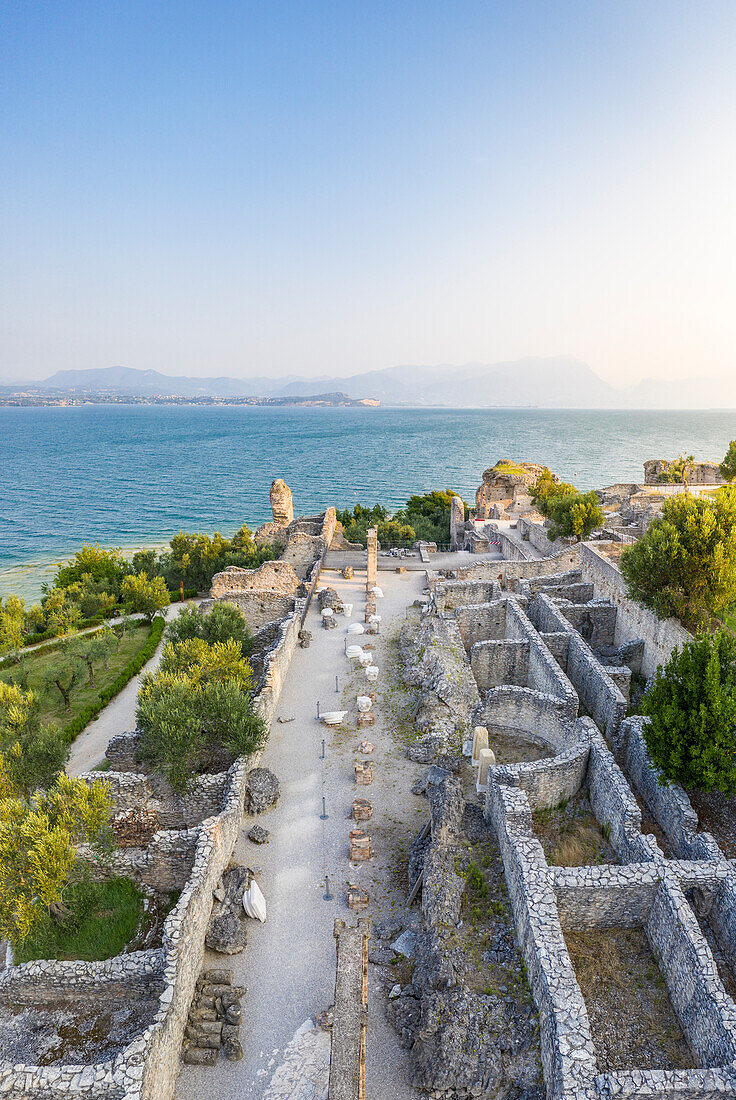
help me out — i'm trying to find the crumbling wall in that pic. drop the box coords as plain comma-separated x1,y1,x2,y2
580,543,691,680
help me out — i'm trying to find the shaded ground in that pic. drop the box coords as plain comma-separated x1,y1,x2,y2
488,728,553,766
564,928,693,1072
686,787,736,858
533,790,616,867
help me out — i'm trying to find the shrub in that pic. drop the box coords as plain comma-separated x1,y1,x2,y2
0,771,111,946
545,491,604,542
121,571,170,622
642,630,736,793
720,440,736,483
166,601,253,654
136,636,265,791
52,544,130,594
620,488,736,627
0,682,68,796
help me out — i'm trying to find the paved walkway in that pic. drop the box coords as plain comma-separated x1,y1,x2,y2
176,567,426,1100
66,600,202,775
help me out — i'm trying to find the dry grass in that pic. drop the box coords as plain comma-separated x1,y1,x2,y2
533,792,615,867
565,928,693,1072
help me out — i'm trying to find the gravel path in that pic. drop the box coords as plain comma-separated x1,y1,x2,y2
175,567,426,1100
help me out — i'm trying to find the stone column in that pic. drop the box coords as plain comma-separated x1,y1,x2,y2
270,479,294,526
366,527,378,591
450,495,465,549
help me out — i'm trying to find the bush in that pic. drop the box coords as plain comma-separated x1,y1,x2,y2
656,454,694,483
52,544,130,594
545,491,604,542
720,441,736,483
121,572,170,622
642,630,736,793
337,489,465,546
136,636,265,791
166,601,253,654
620,488,736,627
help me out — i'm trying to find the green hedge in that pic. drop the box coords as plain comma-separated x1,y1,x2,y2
169,588,198,603
62,616,166,743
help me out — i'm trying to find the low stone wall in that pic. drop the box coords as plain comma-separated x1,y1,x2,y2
516,514,576,559
478,690,588,810
433,577,500,611
488,781,736,1099
78,826,200,892
580,543,691,679
506,598,578,706
487,782,597,1099
77,768,231,829
530,594,627,742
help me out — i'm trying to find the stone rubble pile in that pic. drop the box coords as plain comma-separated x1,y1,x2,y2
183,968,245,1065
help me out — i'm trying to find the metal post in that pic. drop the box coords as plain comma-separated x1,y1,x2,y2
320,796,328,820
335,674,339,693
316,700,320,719
321,738,325,759
323,874,333,901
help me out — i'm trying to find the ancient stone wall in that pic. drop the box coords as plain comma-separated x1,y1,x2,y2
0,531,319,1100
580,543,691,679
530,593,627,742
470,638,529,690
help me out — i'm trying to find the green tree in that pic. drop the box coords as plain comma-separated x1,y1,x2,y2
620,488,736,626
656,455,695,484
97,627,117,670
137,637,264,790
0,596,26,662
0,682,67,797
642,630,736,792
529,470,576,515
166,601,253,653
0,768,111,945
42,589,82,637
40,639,84,713
53,544,130,595
121,572,170,623
131,549,160,576
720,440,736,483
546,491,604,542
64,574,117,620
68,634,106,688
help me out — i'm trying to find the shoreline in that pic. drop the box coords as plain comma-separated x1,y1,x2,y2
0,539,173,603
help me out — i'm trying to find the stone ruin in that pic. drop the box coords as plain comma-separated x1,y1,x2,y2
269,477,294,525
475,460,553,521
394,548,736,1100
644,458,725,486
0,489,332,1100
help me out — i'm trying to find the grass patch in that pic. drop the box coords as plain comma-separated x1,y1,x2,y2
564,928,693,1071
14,875,146,963
533,792,615,867
0,620,152,730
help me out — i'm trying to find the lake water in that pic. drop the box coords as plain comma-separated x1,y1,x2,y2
1,404,734,599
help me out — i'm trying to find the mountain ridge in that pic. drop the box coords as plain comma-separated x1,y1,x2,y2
1,358,732,408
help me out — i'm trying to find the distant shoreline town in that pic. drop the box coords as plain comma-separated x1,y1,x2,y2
0,390,380,408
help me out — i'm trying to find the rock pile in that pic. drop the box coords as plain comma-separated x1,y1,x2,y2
183,968,245,1065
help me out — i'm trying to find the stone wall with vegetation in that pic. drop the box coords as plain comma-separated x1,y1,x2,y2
0,524,324,1100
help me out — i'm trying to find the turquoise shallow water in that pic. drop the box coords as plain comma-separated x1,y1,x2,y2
2,404,735,599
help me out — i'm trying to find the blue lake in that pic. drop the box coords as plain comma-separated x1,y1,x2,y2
2,404,734,598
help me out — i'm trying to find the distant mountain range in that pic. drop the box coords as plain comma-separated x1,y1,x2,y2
1,358,732,408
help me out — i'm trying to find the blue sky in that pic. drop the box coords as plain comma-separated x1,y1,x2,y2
2,1,735,384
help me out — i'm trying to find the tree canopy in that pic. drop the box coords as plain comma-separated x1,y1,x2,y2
620,488,736,626
642,629,736,793
720,440,736,483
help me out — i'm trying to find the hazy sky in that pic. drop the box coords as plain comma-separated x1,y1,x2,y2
2,1,736,385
